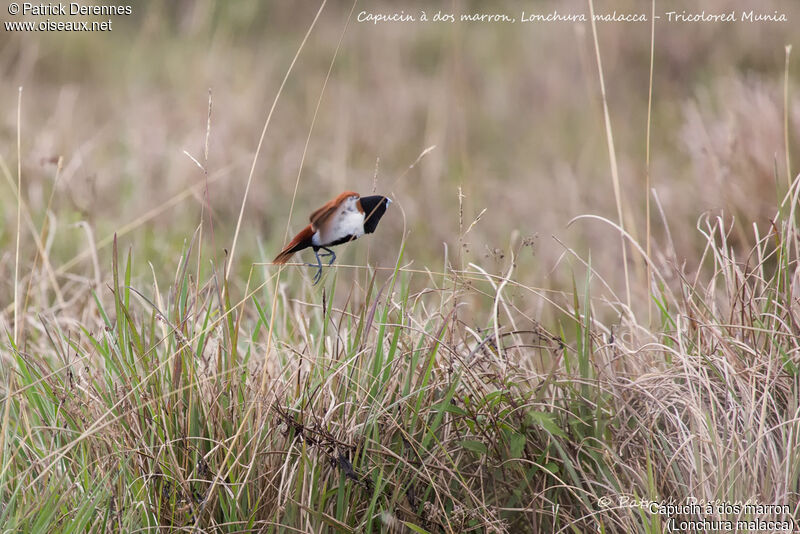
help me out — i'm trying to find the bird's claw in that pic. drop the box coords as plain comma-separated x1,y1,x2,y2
305,263,324,285
308,248,336,285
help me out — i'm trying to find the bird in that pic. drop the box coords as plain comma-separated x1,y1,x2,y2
273,191,392,284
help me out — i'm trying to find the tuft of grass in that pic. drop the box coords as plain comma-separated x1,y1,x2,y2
4,173,800,531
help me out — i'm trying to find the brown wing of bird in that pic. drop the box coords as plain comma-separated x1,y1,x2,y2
272,224,315,264
309,191,360,230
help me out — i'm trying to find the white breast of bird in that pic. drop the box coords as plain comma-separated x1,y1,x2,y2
314,196,365,246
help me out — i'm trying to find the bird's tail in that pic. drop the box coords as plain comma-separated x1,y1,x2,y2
273,224,315,264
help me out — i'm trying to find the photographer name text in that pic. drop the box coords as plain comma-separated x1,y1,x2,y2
4,2,132,32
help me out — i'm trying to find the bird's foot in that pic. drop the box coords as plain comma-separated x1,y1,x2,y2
319,248,337,267
305,263,324,285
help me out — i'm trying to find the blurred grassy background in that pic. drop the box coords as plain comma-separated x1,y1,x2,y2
1,0,799,318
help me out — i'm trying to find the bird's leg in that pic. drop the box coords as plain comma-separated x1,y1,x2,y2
319,247,337,266
305,247,336,285
305,247,324,285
